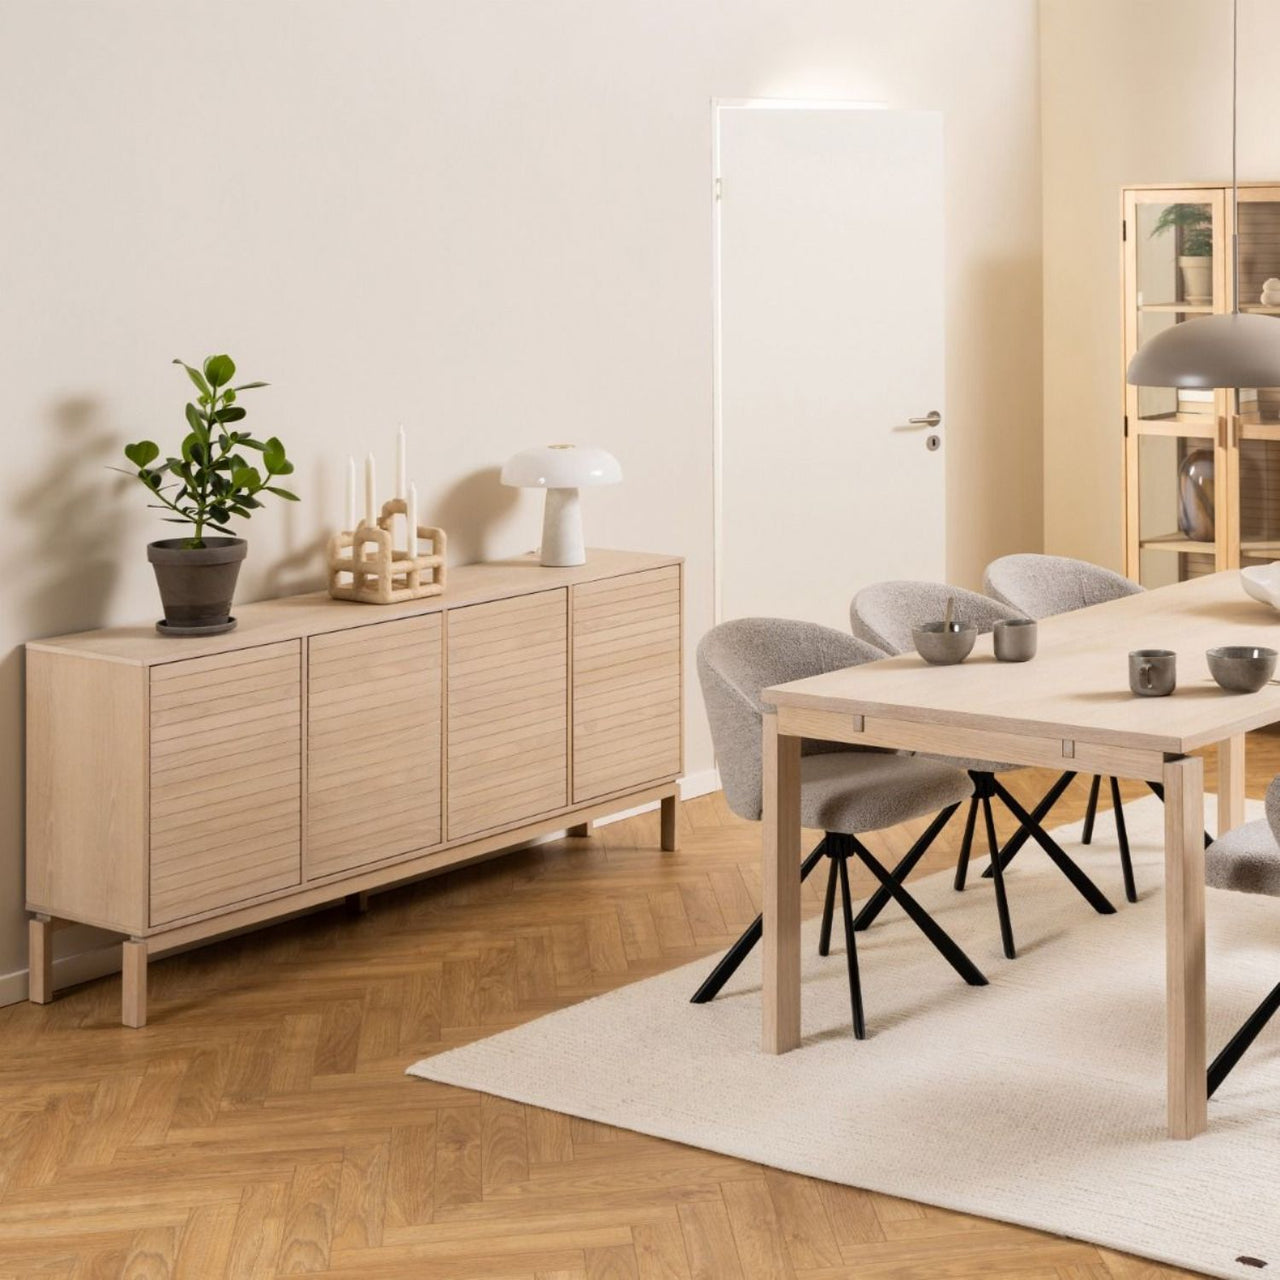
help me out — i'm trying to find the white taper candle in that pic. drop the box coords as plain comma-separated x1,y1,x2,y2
364,452,376,526
396,425,407,499
345,456,356,530
407,482,419,557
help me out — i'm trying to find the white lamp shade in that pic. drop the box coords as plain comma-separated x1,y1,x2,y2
501,444,622,489
1126,312,1280,388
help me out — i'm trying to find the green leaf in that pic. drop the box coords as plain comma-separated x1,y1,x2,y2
184,402,209,437
231,465,262,491
222,387,236,405
203,354,236,388
265,486,300,501
124,440,159,468
232,381,268,391
262,436,286,472
214,406,247,423
172,359,211,397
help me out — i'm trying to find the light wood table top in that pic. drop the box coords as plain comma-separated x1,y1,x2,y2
764,570,1280,755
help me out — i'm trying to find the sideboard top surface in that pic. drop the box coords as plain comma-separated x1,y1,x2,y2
29,549,682,667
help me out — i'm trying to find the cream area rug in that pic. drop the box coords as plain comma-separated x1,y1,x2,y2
408,796,1280,1279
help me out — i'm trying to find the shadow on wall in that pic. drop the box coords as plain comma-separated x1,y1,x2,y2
16,397,127,639
432,467,521,565
260,457,330,600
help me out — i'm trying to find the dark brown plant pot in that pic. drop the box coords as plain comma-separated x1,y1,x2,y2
146,537,247,635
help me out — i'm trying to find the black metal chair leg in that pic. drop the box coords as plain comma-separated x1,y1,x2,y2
988,779,1115,915
690,840,828,1003
953,797,980,891
818,857,839,957
853,802,962,932
1208,979,1280,1098
848,838,987,987
1146,781,1212,848
981,791,1016,960
982,769,1077,877
1082,775,1102,845
835,855,866,1039
1110,776,1137,903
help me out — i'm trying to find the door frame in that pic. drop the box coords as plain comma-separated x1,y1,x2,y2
710,98,888,623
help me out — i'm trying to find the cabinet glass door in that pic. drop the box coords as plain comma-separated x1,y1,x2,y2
1124,188,1228,587
1230,187,1280,569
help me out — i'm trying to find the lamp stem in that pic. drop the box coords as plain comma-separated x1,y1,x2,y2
1232,0,1240,314
540,488,585,567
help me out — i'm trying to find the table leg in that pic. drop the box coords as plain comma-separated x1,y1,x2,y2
762,713,802,1054
1217,735,1245,838
122,938,148,1029
1163,754,1207,1139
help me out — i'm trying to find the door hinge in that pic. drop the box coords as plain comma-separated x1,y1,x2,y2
1122,219,1128,242
714,177,722,202
1123,414,1129,437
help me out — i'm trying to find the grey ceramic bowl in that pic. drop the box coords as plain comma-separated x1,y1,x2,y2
912,621,977,666
1206,645,1278,693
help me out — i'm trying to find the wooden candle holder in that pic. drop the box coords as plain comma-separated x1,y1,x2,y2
327,499,447,604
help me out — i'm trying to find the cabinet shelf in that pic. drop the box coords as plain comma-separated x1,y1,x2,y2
1138,302,1214,313
1140,534,1216,555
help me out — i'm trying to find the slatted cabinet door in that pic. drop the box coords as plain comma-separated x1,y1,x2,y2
307,615,443,878
447,589,568,840
149,641,302,927
573,565,681,803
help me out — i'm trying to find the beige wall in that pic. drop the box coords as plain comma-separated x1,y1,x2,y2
1041,0,1280,568
0,0,1042,991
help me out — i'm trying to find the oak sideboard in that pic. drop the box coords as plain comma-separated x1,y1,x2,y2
26,549,683,1026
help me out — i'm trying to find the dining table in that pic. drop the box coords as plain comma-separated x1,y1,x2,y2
759,570,1280,1139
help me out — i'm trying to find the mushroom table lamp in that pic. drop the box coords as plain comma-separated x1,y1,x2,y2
501,444,622,567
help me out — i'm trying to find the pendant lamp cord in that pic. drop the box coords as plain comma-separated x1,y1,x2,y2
1232,0,1240,313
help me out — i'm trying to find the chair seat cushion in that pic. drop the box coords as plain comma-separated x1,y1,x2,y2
800,752,973,835
1206,818,1280,897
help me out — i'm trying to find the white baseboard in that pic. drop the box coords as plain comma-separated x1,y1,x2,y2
0,768,723,1009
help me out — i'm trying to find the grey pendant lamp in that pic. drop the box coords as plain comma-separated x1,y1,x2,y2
1127,0,1280,389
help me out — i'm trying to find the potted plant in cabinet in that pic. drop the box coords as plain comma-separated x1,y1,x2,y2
120,354,299,635
1149,203,1214,305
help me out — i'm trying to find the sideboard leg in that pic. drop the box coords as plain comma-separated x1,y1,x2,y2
346,891,370,916
122,938,148,1029
567,822,591,837
28,916,55,1005
661,793,679,852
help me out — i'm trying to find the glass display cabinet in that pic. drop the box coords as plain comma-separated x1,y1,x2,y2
1123,182,1280,587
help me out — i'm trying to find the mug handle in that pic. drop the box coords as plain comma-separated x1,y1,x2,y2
1140,662,1153,690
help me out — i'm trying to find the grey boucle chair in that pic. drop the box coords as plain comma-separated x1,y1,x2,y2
1203,776,1280,1096
983,553,1147,902
849,581,1115,961
696,618,985,1037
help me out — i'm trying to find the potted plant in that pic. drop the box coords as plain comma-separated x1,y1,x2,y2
1149,204,1213,305
120,355,298,635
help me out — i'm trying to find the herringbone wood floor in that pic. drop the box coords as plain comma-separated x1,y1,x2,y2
5,738,1276,1279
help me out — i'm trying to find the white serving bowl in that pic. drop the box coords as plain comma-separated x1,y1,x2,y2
1241,562,1280,610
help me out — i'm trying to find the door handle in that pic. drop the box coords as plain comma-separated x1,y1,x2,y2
907,411,942,427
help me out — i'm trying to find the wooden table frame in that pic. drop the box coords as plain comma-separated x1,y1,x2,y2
758,571,1278,1140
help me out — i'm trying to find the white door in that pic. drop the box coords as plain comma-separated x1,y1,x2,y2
715,104,946,631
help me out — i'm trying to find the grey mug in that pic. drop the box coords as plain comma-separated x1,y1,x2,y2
994,618,1037,662
1129,648,1176,697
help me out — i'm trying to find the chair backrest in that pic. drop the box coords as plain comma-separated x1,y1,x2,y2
697,618,886,822
849,581,1020,656
983,553,1142,619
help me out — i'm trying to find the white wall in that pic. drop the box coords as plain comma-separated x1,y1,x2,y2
1040,0,1280,567
0,0,1043,991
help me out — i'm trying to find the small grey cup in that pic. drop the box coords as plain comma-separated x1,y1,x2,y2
1206,645,1277,693
912,621,977,666
1129,648,1176,697
993,618,1037,662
